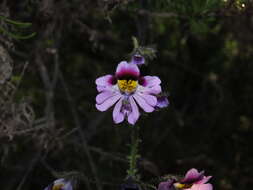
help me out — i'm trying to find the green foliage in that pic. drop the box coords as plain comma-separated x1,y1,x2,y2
0,15,36,40
11,75,22,83
0,15,33,28
131,36,156,62
151,0,221,15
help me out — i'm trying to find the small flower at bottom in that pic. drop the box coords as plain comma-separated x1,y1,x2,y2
158,169,213,190
44,178,73,190
95,61,163,125
158,179,176,190
174,168,212,190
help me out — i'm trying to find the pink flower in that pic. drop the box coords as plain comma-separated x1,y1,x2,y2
174,168,213,190
158,169,213,190
95,61,162,125
158,179,176,190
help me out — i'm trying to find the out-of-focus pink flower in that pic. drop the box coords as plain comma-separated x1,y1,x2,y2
158,179,175,190
95,61,163,125
174,168,213,190
44,178,73,190
158,169,213,190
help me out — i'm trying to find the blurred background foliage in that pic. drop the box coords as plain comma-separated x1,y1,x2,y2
0,0,253,190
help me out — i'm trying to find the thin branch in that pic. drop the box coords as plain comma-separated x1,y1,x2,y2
16,150,42,190
11,61,30,97
59,71,102,190
52,49,59,89
35,53,55,128
88,146,128,163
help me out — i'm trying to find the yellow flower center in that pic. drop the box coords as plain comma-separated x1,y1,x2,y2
117,79,138,93
174,183,192,189
52,184,64,190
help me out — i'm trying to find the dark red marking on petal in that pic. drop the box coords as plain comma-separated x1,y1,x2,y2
108,76,117,85
138,77,147,86
116,69,139,80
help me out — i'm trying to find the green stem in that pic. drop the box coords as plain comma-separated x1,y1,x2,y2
127,125,140,179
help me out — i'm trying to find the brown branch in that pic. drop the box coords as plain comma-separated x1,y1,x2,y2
35,52,55,129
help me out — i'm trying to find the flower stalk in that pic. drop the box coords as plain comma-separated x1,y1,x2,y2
127,125,141,179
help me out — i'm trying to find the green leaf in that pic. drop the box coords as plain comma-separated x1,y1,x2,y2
0,15,33,28
0,26,36,40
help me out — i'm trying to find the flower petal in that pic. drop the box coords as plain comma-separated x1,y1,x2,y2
96,94,122,111
182,168,204,184
156,96,169,108
44,179,73,190
133,94,155,113
158,181,174,190
196,176,212,184
96,74,114,86
131,54,145,65
116,61,140,78
97,85,106,92
142,76,161,87
96,91,118,104
190,184,213,190
128,96,140,125
145,85,162,94
137,92,157,106
96,75,115,92
64,182,73,190
138,76,162,95
113,97,125,124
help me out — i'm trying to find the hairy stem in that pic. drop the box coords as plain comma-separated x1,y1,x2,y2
127,125,140,179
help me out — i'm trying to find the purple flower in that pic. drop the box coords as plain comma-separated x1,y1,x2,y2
156,95,169,109
44,178,73,190
173,168,213,190
158,179,176,190
158,169,213,190
131,54,145,65
95,61,162,125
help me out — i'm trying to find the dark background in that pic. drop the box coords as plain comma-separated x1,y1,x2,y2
0,0,253,190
